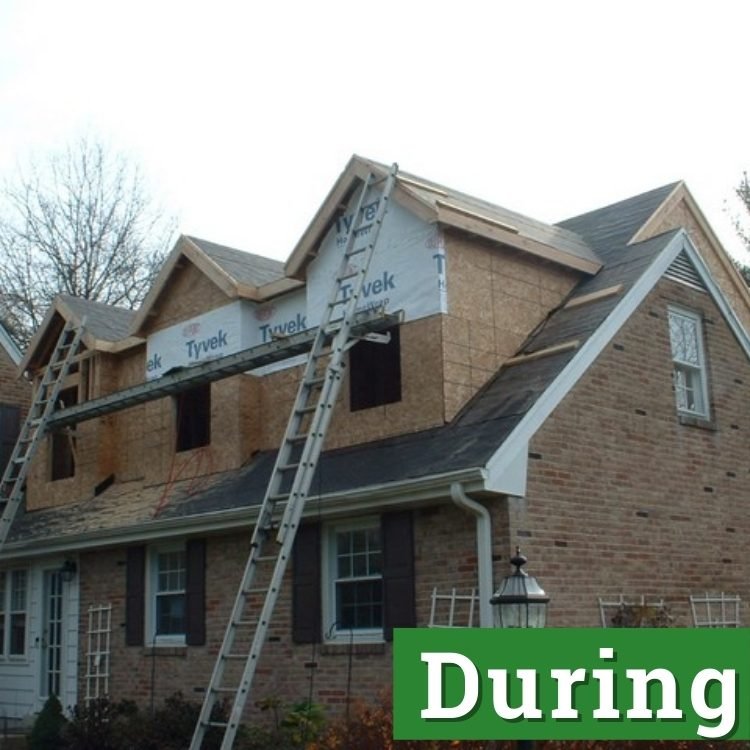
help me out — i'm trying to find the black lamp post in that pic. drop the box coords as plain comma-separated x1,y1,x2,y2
491,547,550,750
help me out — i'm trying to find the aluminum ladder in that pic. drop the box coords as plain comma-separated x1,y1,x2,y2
0,319,86,551
190,164,398,750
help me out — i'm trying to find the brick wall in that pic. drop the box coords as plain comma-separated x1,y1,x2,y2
512,276,750,628
75,500,502,720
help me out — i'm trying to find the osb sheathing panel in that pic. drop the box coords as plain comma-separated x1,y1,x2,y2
256,315,446,451
642,197,750,331
140,260,232,336
443,231,580,419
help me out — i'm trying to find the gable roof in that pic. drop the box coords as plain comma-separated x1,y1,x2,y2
284,155,602,278
6,168,750,556
129,235,301,335
8,228,749,557
19,294,141,373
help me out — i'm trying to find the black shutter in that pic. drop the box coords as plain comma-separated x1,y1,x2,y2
185,538,206,646
0,404,20,477
382,510,416,641
125,546,145,646
292,523,321,644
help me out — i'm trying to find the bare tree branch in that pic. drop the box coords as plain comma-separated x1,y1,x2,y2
0,136,177,347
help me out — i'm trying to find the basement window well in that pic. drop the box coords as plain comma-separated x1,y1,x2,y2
349,325,402,411
175,384,211,452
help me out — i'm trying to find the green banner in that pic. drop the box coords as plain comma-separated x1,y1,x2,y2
393,628,750,741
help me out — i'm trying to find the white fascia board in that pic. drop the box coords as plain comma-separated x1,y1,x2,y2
682,241,750,359
486,230,690,486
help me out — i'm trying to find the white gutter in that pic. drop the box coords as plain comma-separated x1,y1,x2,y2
450,482,494,628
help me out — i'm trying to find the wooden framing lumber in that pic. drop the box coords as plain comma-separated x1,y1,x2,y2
563,284,624,310
503,340,580,368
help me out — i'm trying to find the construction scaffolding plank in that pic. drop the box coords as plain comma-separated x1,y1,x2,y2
46,308,400,431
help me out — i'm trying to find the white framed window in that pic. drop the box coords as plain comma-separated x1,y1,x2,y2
0,569,28,658
667,307,710,418
323,519,383,642
147,544,186,645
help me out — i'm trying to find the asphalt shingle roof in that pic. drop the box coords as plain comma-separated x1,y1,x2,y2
59,295,135,342
557,182,679,260
187,236,285,288
7,185,683,549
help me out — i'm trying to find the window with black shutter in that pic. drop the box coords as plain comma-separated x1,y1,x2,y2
349,326,401,411
125,539,206,647
292,512,415,644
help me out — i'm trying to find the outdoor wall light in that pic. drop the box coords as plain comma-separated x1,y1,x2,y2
490,547,549,629
59,559,77,582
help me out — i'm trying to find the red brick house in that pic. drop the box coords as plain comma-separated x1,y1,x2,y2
1,157,749,725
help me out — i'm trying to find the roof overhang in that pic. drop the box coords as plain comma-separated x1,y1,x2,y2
0,465,501,560
285,154,602,280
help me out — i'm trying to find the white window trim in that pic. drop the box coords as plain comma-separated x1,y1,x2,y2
322,517,384,644
667,306,710,419
145,543,187,647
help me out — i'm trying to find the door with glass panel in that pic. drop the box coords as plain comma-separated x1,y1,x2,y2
41,570,64,698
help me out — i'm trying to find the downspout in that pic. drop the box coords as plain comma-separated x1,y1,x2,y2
450,482,494,628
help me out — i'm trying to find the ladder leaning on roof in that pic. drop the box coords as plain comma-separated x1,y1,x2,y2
0,319,86,552
190,164,399,750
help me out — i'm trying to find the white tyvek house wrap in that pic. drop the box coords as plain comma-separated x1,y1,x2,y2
305,184,446,324
145,184,446,378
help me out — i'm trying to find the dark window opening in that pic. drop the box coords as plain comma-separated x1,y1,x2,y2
0,404,21,480
51,388,77,481
349,326,401,411
175,384,211,452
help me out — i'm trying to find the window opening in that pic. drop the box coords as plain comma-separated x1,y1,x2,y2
349,326,401,411
175,384,211,452
667,308,709,418
51,387,78,480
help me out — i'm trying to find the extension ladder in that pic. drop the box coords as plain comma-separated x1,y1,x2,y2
0,319,86,550
190,164,398,750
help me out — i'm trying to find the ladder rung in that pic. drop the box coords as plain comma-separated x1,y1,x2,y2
242,587,269,596
268,493,288,502
254,555,277,563
207,721,229,728
346,246,368,257
338,269,360,282
234,618,259,628
305,375,326,387
295,405,317,415
288,433,307,443
278,462,299,472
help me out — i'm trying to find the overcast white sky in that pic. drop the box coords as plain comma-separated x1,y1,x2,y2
1,0,748,264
